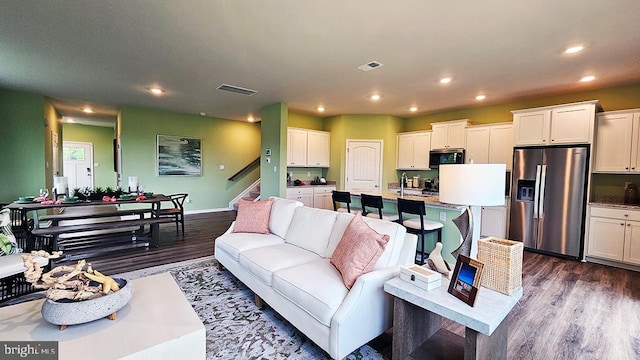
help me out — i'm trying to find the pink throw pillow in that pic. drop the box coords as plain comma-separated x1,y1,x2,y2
330,213,390,289
232,199,274,234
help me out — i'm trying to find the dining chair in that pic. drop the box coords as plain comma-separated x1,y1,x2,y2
397,198,443,265
360,193,399,221
331,191,352,213
159,193,188,235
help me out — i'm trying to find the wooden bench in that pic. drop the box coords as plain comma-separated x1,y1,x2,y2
39,209,151,226
31,217,175,261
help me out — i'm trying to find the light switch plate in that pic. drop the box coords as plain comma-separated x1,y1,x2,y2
439,212,446,221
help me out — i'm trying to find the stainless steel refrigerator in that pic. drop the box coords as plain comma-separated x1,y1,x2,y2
508,145,589,259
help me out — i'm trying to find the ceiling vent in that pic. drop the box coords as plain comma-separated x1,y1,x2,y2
357,61,383,72
216,84,258,96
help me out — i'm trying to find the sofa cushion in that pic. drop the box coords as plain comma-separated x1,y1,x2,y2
215,232,284,261
324,212,355,258
361,216,407,270
285,207,337,256
239,244,322,286
268,197,303,239
330,213,389,289
233,199,274,234
272,260,349,327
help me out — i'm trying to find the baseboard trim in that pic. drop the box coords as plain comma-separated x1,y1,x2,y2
184,208,234,215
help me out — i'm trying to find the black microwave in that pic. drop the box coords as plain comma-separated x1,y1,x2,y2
429,149,465,167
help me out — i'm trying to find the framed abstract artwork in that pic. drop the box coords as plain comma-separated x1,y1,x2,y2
157,135,202,176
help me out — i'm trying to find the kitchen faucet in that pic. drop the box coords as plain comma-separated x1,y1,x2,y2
400,172,407,197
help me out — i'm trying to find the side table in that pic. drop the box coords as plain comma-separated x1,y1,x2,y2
384,277,522,360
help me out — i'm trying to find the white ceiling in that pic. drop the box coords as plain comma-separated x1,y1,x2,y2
1,1,639,124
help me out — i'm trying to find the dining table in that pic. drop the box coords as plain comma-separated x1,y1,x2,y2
3,194,172,257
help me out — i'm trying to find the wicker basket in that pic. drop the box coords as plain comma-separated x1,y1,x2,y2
477,237,523,295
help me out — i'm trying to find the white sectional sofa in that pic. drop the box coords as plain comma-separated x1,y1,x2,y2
214,197,417,359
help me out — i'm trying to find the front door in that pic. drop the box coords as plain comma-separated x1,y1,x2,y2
63,141,94,191
345,140,382,194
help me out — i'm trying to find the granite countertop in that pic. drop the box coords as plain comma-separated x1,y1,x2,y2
589,201,640,210
354,191,465,210
286,181,336,188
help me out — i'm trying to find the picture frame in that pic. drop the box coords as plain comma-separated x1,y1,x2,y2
447,254,484,306
157,135,202,176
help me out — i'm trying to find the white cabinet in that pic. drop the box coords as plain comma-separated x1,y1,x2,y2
307,130,330,167
512,101,599,146
286,187,314,207
287,128,308,166
480,198,509,238
465,124,513,171
397,131,431,170
431,120,468,150
587,206,640,265
593,110,640,173
287,128,330,167
312,186,336,210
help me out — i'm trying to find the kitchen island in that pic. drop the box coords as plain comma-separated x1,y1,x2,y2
350,191,465,264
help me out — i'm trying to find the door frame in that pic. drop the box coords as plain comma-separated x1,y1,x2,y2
344,139,383,193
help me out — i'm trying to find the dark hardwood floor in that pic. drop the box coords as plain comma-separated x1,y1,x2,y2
56,211,237,275
55,211,640,359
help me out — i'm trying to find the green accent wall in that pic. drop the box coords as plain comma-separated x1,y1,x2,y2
63,123,116,189
0,88,46,203
404,82,640,131
260,103,288,198
119,106,261,211
288,112,323,130
323,114,404,189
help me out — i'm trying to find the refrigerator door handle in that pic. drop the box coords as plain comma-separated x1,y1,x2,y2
539,165,547,219
533,165,542,219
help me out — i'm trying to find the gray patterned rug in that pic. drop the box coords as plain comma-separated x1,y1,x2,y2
116,256,387,360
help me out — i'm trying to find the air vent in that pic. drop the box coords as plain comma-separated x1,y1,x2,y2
216,84,258,96
357,61,383,72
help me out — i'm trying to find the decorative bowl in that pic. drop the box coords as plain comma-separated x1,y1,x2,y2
41,278,134,326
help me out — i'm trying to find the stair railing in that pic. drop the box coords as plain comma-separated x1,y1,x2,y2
228,157,260,181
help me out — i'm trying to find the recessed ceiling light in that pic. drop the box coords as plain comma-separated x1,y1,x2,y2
475,95,486,101
409,106,418,112
565,45,585,54
199,112,206,116
149,87,164,95
439,77,453,84
580,75,596,82
317,106,325,112
247,115,255,122
370,94,381,101
82,107,94,113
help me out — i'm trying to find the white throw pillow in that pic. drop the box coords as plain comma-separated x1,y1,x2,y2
268,197,303,239
285,206,337,256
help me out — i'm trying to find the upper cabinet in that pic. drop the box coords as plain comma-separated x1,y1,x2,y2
512,101,599,146
593,109,640,173
397,131,431,170
465,123,514,171
287,127,330,168
307,130,330,167
431,119,468,150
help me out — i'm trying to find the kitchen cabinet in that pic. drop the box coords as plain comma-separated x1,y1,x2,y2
312,186,336,210
431,120,468,150
307,130,330,167
512,101,599,146
286,187,314,207
593,109,640,173
465,123,513,171
480,198,509,239
397,131,431,170
587,206,640,265
287,128,330,167
287,128,308,166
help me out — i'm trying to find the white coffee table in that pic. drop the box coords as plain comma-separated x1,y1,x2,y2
0,272,205,359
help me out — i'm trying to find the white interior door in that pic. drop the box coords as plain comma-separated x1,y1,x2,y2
63,141,94,191
345,140,382,194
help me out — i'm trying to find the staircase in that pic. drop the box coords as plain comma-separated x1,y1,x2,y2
229,179,261,210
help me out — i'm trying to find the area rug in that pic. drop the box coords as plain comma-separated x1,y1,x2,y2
116,256,387,360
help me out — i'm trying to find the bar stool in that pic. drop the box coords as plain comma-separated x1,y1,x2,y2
332,191,352,213
397,198,443,265
360,193,399,222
